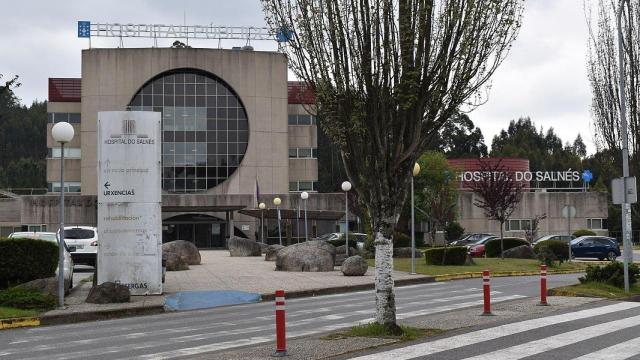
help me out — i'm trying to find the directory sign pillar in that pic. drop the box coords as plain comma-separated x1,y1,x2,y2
97,111,162,295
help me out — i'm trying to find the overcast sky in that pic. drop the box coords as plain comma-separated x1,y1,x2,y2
2,0,597,153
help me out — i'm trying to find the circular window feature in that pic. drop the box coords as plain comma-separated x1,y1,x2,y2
128,69,249,193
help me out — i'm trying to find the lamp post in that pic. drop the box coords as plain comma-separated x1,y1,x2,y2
411,163,421,275
301,192,309,242
617,0,633,292
341,181,351,256
259,202,266,243
274,197,282,245
51,121,74,309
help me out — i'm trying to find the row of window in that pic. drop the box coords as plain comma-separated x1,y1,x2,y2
47,182,81,193
48,148,81,159
288,114,316,125
289,148,317,159
0,225,47,237
505,218,608,231
48,113,81,124
289,181,320,192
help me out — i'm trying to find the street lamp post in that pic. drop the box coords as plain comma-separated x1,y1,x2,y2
411,163,421,275
51,121,74,309
617,0,633,292
274,197,282,245
301,192,309,242
341,181,351,256
259,202,266,243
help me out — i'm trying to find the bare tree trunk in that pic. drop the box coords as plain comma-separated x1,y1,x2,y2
373,215,401,334
500,221,504,260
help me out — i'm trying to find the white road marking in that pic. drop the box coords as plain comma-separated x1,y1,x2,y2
349,302,640,360
572,337,640,360
462,314,640,360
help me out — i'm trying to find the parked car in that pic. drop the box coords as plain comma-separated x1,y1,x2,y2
532,234,575,246
60,226,98,267
449,233,495,246
8,232,74,293
313,232,342,242
314,232,368,249
570,236,620,261
467,236,499,257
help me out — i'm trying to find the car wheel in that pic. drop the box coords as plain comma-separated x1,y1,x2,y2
607,251,617,261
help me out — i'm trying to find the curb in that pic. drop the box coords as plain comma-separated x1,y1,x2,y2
0,317,40,330
434,269,585,282
39,304,165,326
261,276,436,301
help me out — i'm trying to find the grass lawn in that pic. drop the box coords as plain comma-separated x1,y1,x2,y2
322,323,444,342
551,282,640,299
366,258,590,276
0,306,37,319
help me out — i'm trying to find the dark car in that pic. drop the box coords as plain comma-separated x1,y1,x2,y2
450,233,495,246
570,236,620,261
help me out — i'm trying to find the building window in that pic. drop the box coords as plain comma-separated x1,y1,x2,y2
48,113,81,123
288,114,316,125
288,147,317,158
49,148,81,159
289,181,319,192
506,219,532,231
587,218,608,230
48,182,81,193
0,226,22,237
128,68,249,193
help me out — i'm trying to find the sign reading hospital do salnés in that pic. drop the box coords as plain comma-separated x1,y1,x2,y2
97,111,162,295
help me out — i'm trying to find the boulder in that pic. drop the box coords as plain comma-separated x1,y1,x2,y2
163,252,190,271
334,245,359,266
503,245,536,259
276,241,336,272
86,282,130,304
341,256,368,276
162,240,201,265
228,237,262,256
393,247,424,258
265,245,285,261
14,277,62,297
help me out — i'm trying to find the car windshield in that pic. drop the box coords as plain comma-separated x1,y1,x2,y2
570,238,583,245
64,228,95,239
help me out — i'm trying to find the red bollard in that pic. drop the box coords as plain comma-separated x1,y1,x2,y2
481,269,493,316
539,264,549,306
274,289,287,356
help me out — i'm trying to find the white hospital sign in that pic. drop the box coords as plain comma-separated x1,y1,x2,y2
458,170,582,183
97,111,162,295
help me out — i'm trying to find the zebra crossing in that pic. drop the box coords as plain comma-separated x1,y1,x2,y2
0,275,579,359
349,301,640,360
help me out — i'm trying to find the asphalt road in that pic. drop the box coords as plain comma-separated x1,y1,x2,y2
348,300,640,360
0,274,581,360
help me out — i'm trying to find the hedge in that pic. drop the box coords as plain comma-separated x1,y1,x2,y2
424,246,468,265
534,240,570,265
573,229,596,237
579,262,639,288
0,238,59,289
485,238,529,258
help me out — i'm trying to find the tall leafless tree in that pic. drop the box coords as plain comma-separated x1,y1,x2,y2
586,0,639,155
262,0,523,330
469,159,523,259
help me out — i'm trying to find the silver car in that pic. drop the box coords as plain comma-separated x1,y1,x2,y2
8,232,74,293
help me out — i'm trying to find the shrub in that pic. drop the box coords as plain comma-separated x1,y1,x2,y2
573,229,596,237
445,222,465,241
534,240,569,265
0,238,59,289
424,246,468,265
393,232,411,248
485,238,529,258
579,262,639,288
0,287,56,310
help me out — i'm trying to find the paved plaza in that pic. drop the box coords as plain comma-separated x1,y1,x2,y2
163,250,430,295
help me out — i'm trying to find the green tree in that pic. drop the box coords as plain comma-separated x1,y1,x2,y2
262,0,524,329
432,113,488,158
413,151,458,246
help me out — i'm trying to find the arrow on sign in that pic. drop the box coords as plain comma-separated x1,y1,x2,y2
104,182,111,189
